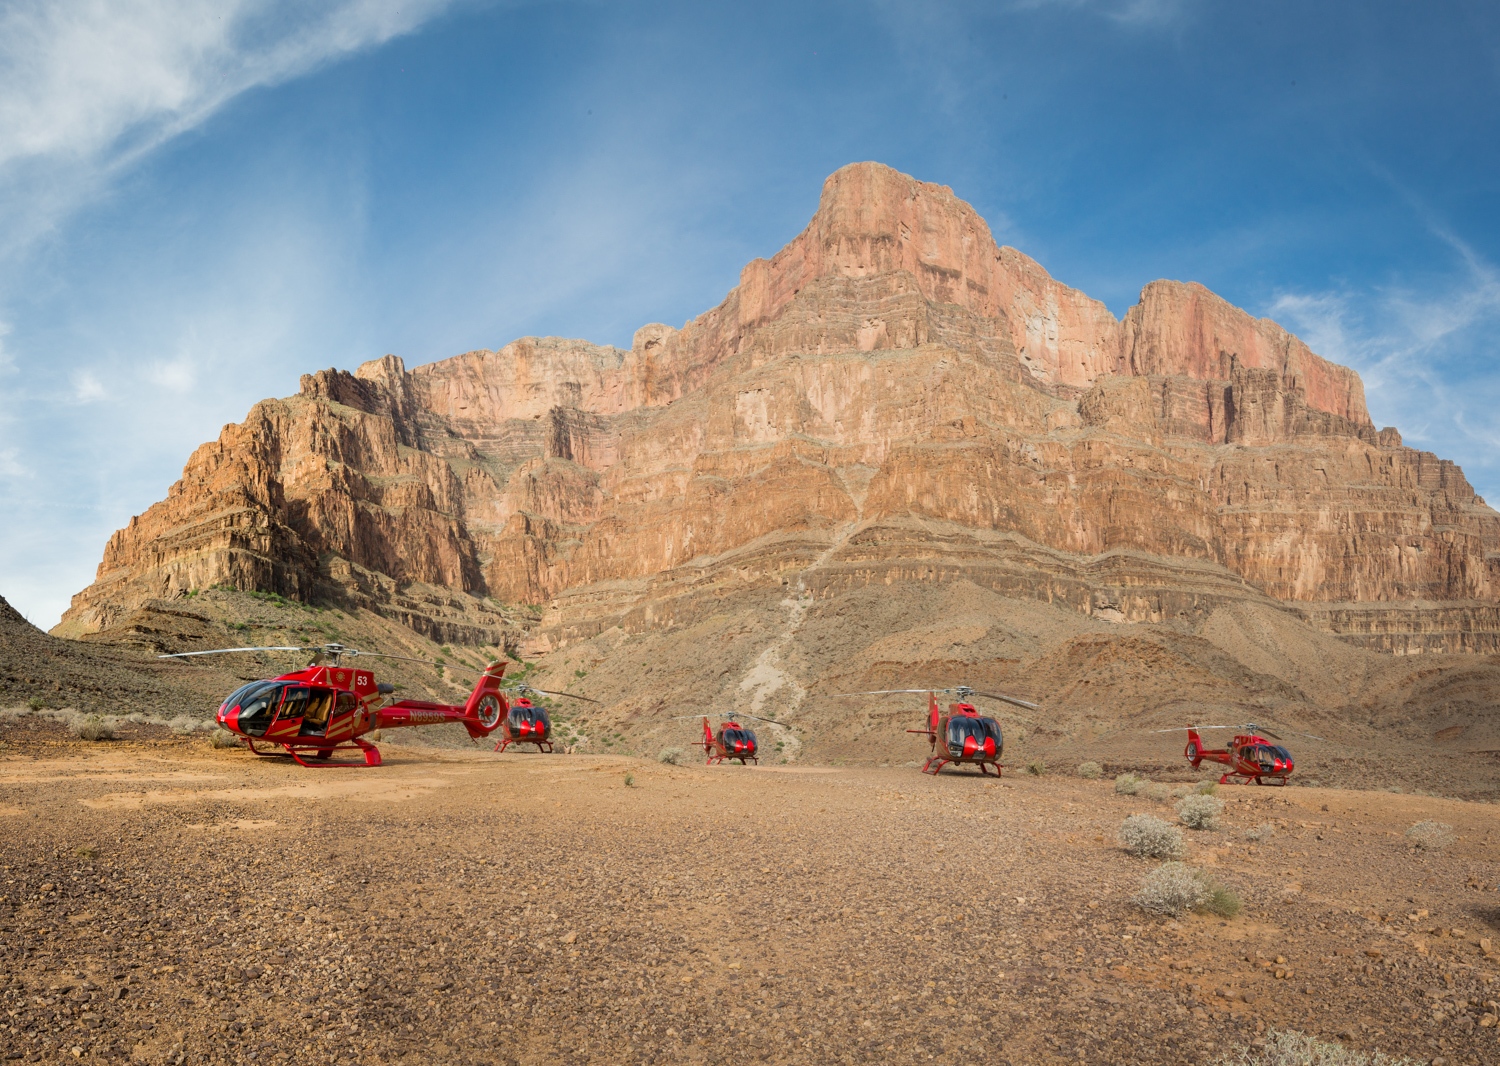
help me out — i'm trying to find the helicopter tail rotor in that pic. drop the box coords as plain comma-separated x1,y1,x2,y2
459,661,511,739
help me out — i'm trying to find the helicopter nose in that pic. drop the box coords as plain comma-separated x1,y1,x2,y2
963,736,979,758
983,736,996,758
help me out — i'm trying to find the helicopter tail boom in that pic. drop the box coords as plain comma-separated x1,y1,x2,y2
375,661,510,738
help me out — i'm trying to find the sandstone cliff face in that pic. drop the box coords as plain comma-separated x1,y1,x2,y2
58,162,1500,654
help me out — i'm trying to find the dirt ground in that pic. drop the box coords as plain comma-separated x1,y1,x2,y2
2,719,1499,1066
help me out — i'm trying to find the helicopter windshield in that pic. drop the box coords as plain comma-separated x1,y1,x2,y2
946,716,1002,759
721,727,756,753
221,681,285,738
1246,744,1290,772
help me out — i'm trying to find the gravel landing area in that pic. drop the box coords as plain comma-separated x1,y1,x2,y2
2,722,1499,1065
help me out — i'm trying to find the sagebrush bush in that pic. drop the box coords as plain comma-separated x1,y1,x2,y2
1210,1028,1419,1065
1077,761,1102,780
1114,773,1145,796
1177,794,1224,831
1025,758,1046,776
657,747,684,765
1143,782,1171,802
1134,862,1209,916
72,715,114,742
1404,821,1454,851
168,715,199,736
1118,814,1185,860
209,729,241,749
1194,780,1219,796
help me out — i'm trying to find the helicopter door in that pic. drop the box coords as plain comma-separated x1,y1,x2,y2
295,688,336,737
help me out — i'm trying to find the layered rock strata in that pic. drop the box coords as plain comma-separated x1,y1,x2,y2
58,163,1500,654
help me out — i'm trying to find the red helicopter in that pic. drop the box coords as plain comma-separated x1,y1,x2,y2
1154,722,1323,785
670,713,776,765
159,643,510,767
491,682,598,754
835,686,1040,776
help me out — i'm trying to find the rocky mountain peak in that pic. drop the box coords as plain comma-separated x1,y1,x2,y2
55,163,1498,656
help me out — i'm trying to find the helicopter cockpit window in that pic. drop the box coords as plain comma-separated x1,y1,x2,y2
946,717,1002,758
224,681,285,738
1270,745,1292,764
1247,745,1279,771
720,728,755,751
277,686,310,722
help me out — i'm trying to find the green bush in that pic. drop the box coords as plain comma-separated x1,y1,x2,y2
1025,758,1045,776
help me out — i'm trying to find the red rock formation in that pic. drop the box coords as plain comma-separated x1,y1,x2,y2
57,163,1500,654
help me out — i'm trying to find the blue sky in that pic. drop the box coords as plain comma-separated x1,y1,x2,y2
1,0,1497,627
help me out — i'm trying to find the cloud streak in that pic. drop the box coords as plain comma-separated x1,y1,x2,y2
0,0,460,252
1269,232,1500,499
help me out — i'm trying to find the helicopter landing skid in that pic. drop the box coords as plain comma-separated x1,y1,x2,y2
1218,772,1287,786
494,739,553,754
246,738,382,767
922,757,1003,776
706,754,758,766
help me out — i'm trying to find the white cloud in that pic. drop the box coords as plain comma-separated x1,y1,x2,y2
1007,0,1193,27
70,368,106,402
1268,237,1500,500
0,0,461,252
144,354,198,393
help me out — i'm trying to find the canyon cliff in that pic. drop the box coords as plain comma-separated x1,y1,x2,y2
56,162,1500,666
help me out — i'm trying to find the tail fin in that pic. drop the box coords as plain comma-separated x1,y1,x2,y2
460,660,509,739
1185,728,1204,768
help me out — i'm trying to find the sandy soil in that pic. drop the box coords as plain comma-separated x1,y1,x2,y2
3,720,1499,1066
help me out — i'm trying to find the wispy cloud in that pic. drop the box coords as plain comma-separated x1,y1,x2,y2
1269,232,1500,500
70,368,106,402
0,0,461,252
1008,0,1194,27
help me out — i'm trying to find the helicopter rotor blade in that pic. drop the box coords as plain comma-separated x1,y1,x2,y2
505,684,599,703
158,646,313,659
967,690,1041,711
342,649,442,667
830,689,935,697
1147,725,1237,733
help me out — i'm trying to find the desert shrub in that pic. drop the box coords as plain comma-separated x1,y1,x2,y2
1177,794,1224,831
1114,773,1145,796
1143,782,1171,802
1134,862,1210,916
1119,814,1185,860
72,715,114,742
209,729,241,749
1210,1028,1419,1065
1025,758,1046,776
624,773,636,788
1404,821,1454,851
657,747,685,766
74,844,99,860
1243,822,1276,842
168,716,199,736
25,696,44,711
1194,780,1219,795
1205,883,1242,918
1077,761,1102,780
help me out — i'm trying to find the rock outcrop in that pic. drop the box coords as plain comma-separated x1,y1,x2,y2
57,163,1500,655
